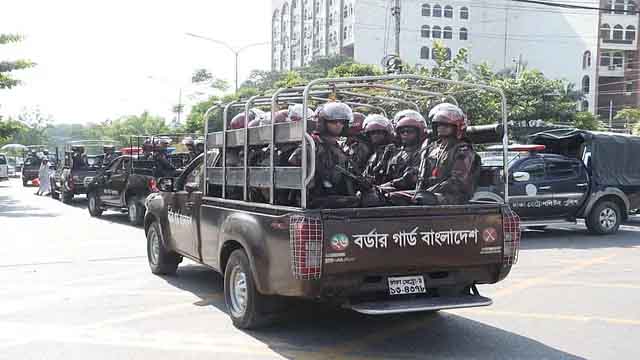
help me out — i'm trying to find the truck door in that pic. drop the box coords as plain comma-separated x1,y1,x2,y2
167,158,204,258
545,158,589,219
111,157,131,206
509,158,555,220
100,158,121,203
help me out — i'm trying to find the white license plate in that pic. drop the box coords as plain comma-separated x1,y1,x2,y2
388,275,426,296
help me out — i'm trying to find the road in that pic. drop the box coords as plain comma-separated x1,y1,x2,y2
1,177,639,359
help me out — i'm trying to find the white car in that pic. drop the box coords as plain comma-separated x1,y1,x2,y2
0,153,8,181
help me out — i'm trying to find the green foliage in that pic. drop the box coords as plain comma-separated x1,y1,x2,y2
328,62,382,78
274,71,306,88
0,117,25,145
573,112,603,131
1,33,35,89
614,108,640,130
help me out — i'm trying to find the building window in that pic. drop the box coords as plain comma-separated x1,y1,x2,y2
343,26,348,40
626,81,634,93
582,101,589,111
343,5,348,18
583,51,591,69
460,7,469,19
626,25,636,41
433,4,442,17
613,52,624,67
444,5,453,18
628,53,635,69
432,26,442,38
582,76,590,94
601,24,611,40
613,25,624,40
445,48,452,60
421,25,431,38
629,1,637,14
601,52,611,66
615,0,625,14
443,26,453,39
460,27,468,40
422,3,431,16
421,46,430,59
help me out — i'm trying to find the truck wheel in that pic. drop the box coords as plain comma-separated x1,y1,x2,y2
146,221,181,275
62,190,73,204
127,199,145,226
87,192,103,217
224,249,271,329
51,185,60,200
22,179,28,187
586,200,621,235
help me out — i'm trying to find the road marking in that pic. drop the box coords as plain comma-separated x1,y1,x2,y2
456,309,640,326
492,254,616,298
544,280,640,290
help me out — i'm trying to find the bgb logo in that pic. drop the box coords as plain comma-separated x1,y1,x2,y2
483,228,497,243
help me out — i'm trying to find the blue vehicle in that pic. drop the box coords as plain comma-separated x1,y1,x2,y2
474,129,640,235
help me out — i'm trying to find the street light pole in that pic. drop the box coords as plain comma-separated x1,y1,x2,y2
185,32,270,93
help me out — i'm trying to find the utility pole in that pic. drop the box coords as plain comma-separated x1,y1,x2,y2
392,0,401,56
503,7,509,69
609,99,614,128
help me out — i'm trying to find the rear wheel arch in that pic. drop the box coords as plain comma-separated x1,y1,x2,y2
219,238,268,295
588,193,628,221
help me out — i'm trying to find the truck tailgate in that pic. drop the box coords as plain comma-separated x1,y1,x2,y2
320,205,504,275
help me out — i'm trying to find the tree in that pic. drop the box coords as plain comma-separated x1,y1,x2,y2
0,117,24,145
1,34,35,89
328,62,382,78
98,112,170,145
614,108,640,130
8,108,53,146
574,111,603,131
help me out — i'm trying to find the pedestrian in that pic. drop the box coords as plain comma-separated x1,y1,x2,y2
36,158,51,196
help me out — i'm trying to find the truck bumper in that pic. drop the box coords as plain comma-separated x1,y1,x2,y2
347,294,493,315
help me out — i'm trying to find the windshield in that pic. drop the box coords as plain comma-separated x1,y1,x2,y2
24,157,42,166
0,155,6,165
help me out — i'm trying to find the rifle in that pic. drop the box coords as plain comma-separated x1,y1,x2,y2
335,164,374,191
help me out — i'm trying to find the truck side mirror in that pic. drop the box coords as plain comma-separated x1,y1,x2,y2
158,177,175,192
512,171,530,182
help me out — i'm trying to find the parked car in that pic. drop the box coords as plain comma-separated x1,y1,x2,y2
474,129,640,235
0,153,8,181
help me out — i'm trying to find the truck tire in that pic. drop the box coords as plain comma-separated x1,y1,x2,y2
586,200,621,235
146,221,181,275
62,190,73,204
87,191,103,217
22,178,28,187
224,249,272,329
127,199,145,226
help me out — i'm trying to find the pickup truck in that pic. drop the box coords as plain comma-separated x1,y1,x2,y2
474,129,640,235
143,75,522,329
86,156,158,225
0,153,8,181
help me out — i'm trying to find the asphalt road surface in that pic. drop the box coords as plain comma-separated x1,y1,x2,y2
1,178,639,359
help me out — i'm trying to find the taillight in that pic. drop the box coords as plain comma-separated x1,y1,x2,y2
148,178,159,192
502,206,521,265
289,215,323,280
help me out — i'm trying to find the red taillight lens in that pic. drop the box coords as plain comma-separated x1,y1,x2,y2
289,215,323,280
148,178,159,192
502,206,521,265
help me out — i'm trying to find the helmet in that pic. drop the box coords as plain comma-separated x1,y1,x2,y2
155,137,172,147
395,115,428,137
393,110,426,127
363,114,393,135
315,102,353,136
273,109,289,124
288,104,315,122
71,145,85,152
429,103,468,139
182,137,195,146
348,112,366,137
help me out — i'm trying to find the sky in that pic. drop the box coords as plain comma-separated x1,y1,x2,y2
0,0,272,124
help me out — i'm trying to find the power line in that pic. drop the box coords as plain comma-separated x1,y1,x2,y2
513,0,640,14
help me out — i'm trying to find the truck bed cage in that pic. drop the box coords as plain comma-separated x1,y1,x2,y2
204,74,509,209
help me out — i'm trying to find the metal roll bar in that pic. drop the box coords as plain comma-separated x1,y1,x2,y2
302,74,509,208
202,103,222,197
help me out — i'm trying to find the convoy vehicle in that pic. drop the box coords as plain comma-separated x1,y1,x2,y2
474,129,640,235
144,75,521,329
86,135,196,225
21,145,55,186
0,153,8,181
50,140,116,203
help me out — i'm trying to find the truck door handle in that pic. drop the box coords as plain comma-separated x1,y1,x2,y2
576,183,588,188
539,186,551,190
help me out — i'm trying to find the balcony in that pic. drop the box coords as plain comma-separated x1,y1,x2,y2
601,38,637,51
599,64,625,77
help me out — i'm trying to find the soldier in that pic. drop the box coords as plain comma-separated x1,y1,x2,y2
361,114,396,185
414,103,479,206
344,112,370,174
102,145,117,166
182,137,197,162
379,112,428,192
153,137,176,178
194,138,205,156
71,145,87,169
289,102,359,208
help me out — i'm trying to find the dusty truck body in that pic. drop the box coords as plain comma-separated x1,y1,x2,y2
144,75,521,329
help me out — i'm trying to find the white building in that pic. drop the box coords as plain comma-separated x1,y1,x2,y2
272,0,640,121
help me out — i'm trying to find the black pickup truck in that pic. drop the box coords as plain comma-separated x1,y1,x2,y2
86,156,159,225
143,76,522,329
474,129,640,235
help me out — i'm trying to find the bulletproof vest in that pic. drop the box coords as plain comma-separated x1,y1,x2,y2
313,137,353,196
364,144,395,184
425,140,466,187
387,145,421,180
347,139,372,174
